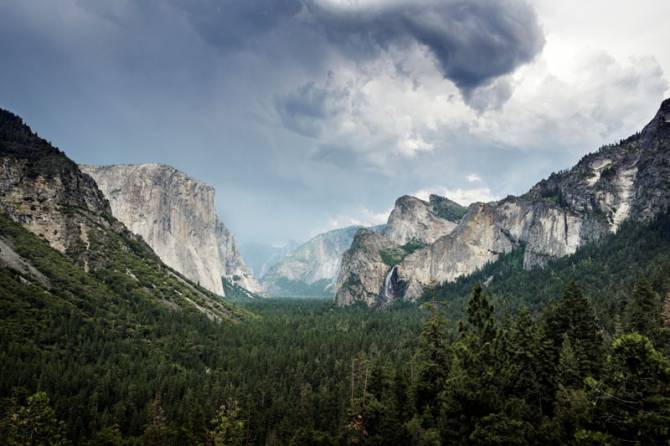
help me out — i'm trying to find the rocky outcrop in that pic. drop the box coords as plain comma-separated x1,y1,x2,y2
81,164,262,296
335,195,466,307
216,221,264,294
384,195,464,245
336,98,670,306
0,108,241,321
262,225,382,297
334,229,399,306
0,109,116,270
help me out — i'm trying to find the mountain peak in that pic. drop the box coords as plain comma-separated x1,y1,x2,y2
641,97,670,141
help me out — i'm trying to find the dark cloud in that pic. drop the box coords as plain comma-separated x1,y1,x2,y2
166,0,305,49
170,0,544,100
7,0,638,249
275,79,352,137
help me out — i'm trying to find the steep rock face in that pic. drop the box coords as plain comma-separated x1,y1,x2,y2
334,229,399,306
0,110,115,268
262,225,378,297
336,98,670,306
82,164,262,296
384,195,463,245
335,195,465,306
0,108,241,320
216,221,264,294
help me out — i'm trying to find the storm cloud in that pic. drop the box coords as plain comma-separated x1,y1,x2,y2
171,0,545,101
0,0,667,246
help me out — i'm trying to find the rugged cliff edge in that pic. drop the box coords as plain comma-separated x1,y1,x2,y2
0,108,243,321
81,164,263,296
335,195,466,306
336,98,670,307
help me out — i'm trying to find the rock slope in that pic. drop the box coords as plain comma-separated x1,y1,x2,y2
0,108,242,321
335,195,466,306
336,98,670,307
81,164,262,296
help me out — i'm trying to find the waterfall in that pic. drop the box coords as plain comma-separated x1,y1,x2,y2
383,265,398,301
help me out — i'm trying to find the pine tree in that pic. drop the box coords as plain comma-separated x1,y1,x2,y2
3,392,69,446
585,333,670,445
413,301,449,419
557,335,580,389
543,282,604,384
143,391,170,446
439,284,508,444
625,277,662,341
208,399,246,446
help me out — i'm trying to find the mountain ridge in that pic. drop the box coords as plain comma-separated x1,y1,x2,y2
335,97,670,307
0,107,243,321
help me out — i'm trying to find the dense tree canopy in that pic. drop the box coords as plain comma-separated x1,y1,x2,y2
2,213,670,444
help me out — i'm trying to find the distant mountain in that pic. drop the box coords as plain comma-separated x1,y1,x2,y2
262,225,385,297
335,98,670,307
0,107,244,321
240,240,300,278
81,164,263,296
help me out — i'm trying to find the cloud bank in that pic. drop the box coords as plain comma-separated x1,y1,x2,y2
0,0,667,245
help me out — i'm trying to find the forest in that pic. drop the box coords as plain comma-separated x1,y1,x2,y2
1,213,670,445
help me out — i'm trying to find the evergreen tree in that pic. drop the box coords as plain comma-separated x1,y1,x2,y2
543,283,604,386
208,399,246,446
143,391,170,446
584,333,670,445
3,392,69,446
625,277,662,341
557,335,580,389
413,301,449,419
440,284,506,444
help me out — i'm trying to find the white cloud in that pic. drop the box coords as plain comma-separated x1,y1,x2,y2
323,206,391,233
476,48,669,154
413,186,498,207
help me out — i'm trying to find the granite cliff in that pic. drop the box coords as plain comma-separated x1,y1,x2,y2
336,98,670,307
81,164,263,296
0,108,243,321
335,195,466,306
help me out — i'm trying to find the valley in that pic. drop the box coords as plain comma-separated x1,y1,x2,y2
1,100,669,444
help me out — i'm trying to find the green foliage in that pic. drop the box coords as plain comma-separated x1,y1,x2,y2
429,212,670,331
2,207,670,444
583,333,670,445
379,246,407,266
222,278,263,301
1,392,69,446
543,283,604,382
268,277,334,298
434,205,467,222
380,240,428,266
625,277,663,342
208,400,246,446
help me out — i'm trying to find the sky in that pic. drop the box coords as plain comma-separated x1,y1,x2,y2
0,0,668,246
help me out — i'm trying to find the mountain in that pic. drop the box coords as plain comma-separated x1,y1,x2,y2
80,164,263,296
262,225,385,297
335,98,670,307
335,195,466,306
0,108,245,321
240,240,300,278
